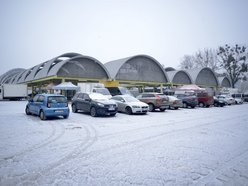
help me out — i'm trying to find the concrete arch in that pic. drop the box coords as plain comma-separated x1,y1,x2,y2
185,68,219,87
0,68,25,85
47,55,110,79
218,76,232,87
34,53,83,80
104,55,168,83
167,70,193,85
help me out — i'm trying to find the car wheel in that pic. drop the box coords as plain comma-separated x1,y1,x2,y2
125,107,132,115
183,103,187,108
160,108,166,112
25,106,31,115
199,102,204,107
90,107,97,117
174,107,179,110
40,110,46,120
191,106,195,109
148,103,155,112
72,104,77,113
63,115,69,119
110,113,116,117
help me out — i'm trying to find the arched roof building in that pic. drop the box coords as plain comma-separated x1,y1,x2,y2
166,70,193,85
0,68,25,85
184,68,219,87
104,55,168,84
218,76,232,87
14,53,110,84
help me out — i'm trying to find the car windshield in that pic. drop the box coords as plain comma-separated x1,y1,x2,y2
48,96,67,103
124,96,139,102
89,93,108,101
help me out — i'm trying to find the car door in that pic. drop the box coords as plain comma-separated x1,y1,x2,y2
81,93,91,112
76,93,84,110
29,95,39,114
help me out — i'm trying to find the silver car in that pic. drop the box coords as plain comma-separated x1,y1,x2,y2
111,95,149,115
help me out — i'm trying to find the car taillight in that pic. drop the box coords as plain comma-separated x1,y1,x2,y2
47,103,51,108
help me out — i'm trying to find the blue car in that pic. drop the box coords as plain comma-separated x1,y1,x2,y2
25,94,70,120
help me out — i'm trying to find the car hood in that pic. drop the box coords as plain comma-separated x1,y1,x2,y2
95,99,116,105
128,101,148,107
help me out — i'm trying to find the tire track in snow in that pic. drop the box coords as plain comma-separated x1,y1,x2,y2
14,122,98,186
192,142,248,186
79,113,247,160
0,121,65,164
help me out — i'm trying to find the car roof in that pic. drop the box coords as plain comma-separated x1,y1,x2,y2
37,93,65,97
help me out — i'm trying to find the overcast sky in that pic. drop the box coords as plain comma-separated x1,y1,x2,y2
0,0,247,75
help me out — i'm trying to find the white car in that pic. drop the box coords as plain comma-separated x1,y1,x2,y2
216,95,235,105
111,95,149,115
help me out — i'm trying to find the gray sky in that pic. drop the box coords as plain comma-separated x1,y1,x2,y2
0,0,247,75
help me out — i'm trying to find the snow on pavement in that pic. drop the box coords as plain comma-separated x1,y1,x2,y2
0,101,248,186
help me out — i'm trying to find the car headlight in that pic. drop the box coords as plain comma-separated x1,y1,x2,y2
132,106,140,108
97,103,105,107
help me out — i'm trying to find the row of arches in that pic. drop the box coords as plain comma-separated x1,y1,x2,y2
0,53,232,88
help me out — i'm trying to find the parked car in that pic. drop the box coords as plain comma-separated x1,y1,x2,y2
216,95,235,105
213,96,226,107
231,93,244,104
71,92,117,117
174,93,198,108
25,94,70,120
167,96,183,109
111,95,149,115
136,93,169,112
197,92,214,107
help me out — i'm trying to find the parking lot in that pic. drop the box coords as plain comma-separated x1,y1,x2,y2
0,101,248,186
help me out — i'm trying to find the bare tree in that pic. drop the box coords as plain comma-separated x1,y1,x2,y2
194,48,220,71
179,48,220,71
217,44,248,88
179,55,196,69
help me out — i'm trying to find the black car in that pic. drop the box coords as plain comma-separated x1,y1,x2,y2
71,92,118,117
213,96,226,107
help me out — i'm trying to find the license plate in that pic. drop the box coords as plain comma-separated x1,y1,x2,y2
109,106,115,111
55,110,63,113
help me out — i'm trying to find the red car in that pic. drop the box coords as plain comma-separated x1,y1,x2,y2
197,92,214,107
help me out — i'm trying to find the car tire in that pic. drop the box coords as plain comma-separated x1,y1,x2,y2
90,107,97,117
72,104,77,113
148,103,155,112
125,107,132,115
40,110,46,120
25,106,31,115
63,115,69,119
199,102,204,107
174,107,179,110
160,108,166,112
191,106,195,109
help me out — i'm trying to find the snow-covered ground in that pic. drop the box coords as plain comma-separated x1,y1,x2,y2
0,101,248,186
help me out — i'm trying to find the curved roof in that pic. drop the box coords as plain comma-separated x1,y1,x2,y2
184,67,219,87
16,53,110,83
0,68,25,85
104,55,168,83
218,76,232,87
167,70,193,84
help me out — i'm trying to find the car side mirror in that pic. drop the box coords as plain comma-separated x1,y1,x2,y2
85,98,91,102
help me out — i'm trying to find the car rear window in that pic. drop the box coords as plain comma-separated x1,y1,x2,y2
48,96,67,103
